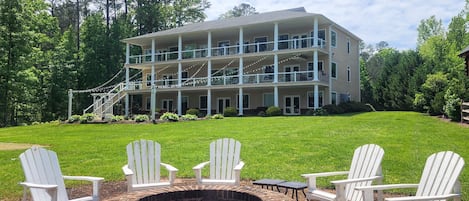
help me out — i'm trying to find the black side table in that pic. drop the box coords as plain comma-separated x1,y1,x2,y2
252,179,285,192
276,181,307,201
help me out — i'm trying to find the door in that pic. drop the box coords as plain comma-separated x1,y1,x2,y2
284,96,300,115
182,96,188,114
285,66,300,82
162,99,173,112
217,98,230,114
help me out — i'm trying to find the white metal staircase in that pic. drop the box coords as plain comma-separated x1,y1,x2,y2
83,83,126,119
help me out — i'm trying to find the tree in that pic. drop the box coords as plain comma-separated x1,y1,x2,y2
417,16,444,47
219,3,258,19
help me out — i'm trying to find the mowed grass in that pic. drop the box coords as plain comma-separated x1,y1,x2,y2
0,111,468,200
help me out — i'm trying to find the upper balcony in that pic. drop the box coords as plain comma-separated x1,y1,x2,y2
128,36,327,65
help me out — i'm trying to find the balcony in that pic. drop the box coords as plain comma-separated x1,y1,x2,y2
128,37,327,64
126,70,329,91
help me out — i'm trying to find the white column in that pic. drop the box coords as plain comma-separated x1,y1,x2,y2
328,25,333,104
313,17,319,81
207,89,212,115
313,18,318,47
178,35,182,87
314,85,319,109
207,32,212,57
238,88,243,116
178,35,182,60
239,27,244,54
239,57,243,84
68,89,73,119
178,63,182,87
178,90,182,116
125,43,130,117
150,39,156,120
208,60,212,86
274,54,278,83
274,86,279,107
274,23,279,51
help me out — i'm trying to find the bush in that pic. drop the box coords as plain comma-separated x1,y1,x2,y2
68,115,81,123
186,108,200,116
211,114,224,119
223,107,237,117
266,106,282,116
80,113,97,123
135,114,149,122
339,101,373,113
322,104,344,114
257,111,266,117
31,121,40,125
111,115,125,122
181,114,198,120
444,93,461,121
159,112,179,121
306,108,328,116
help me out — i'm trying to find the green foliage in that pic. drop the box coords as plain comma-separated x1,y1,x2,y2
134,114,149,122
257,111,266,117
68,115,81,123
31,121,40,125
160,112,179,121
111,115,124,122
219,3,258,19
80,113,96,123
186,108,200,116
444,92,461,121
181,114,198,120
322,104,344,114
306,108,328,116
223,107,237,117
211,114,224,119
266,106,282,116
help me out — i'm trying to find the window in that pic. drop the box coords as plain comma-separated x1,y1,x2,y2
331,62,337,78
307,61,324,80
182,71,188,83
347,66,351,82
263,93,274,107
146,73,152,86
331,92,337,105
169,46,178,60
263,65,274,81
340,93,351,103
307,91,324,108
162,99,173,112
146,97,151,110
236,41,250,54
218,41,230,56
199,96,207,109
278,34,289,50
236,94,249,109
311,30,326,47
254,37,267,52
347,38,351,54
331,30,337,47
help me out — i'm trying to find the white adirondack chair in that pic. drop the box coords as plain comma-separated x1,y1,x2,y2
19,146,104,201
356,151,465,201
302,144,384,201
122,139,178,192
193,138,245,185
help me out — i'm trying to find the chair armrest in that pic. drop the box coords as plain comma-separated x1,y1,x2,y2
122,164,134,176
331,176,382,185
386,194,460,201
234,161,245,171
19,182,57,189
234,161,245,185
301,171,349,190
20,182,58,201
161,162,178,185
193,161,210,184
63,175,103,201
355,184,419,201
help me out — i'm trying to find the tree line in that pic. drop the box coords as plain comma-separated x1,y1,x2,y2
0,1,468,127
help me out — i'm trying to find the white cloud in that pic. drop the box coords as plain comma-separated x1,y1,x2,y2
205,0,466,50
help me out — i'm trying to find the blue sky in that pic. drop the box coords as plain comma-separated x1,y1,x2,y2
204,0,466,50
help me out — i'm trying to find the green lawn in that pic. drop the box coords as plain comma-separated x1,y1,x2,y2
0,112,468,200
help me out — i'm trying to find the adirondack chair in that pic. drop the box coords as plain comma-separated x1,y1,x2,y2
193,138,245,185
302,144,384,201
122,139,178,192
356,151,465,201
19,146,104,201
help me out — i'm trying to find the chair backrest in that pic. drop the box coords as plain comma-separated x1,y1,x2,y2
209,138,241,180
345,144,385,201
126,139,162,185
20,146,69,201
416,151,464,197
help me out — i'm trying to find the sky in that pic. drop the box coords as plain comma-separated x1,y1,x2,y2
203,0,466,50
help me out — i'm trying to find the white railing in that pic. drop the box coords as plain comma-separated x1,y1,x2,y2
83,83,126,115
128,37,327,64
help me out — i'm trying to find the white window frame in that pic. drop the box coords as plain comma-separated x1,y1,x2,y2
278,34,289,50
331,91,337,105
199,95,208,109
346,38,351,54
331,30,337,48
263,93,274,107
146,96,151,111
307,61,324,80
254,36,268,52
217,40,230,56
307,91,324,108
161,99,174,112
236,94,250,109
331,62,337,79
347,66,351,82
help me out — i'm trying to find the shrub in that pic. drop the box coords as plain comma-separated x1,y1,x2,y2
111,115,125,122
186,108,200,116
223,107,237,117
257,111,266,117
306,108,328,116
444,93,461,121
68,115,81,123
31,121,40,125
135,114,149,122
159,112,179,121
181,114,198,120
211,114,224,119
338,101,372,113
80,113,97,123
322,104,344,114
266,106,282,116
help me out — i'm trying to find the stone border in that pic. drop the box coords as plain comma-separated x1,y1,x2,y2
104,184,294,201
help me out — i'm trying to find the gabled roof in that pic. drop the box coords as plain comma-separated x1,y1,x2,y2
123,7,360,46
